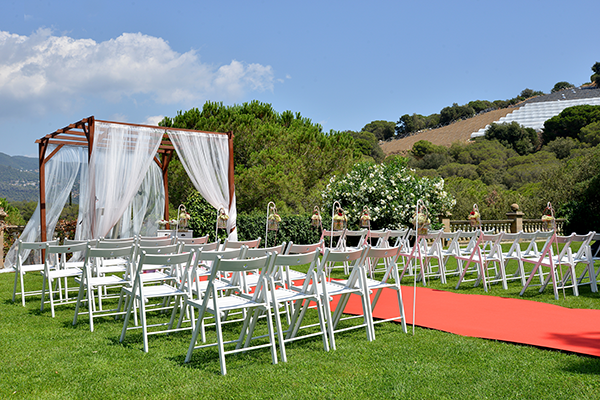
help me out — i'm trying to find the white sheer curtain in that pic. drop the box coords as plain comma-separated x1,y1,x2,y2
168,130,237,240
4,145,87,268
110,162,165,238
78,122,164,239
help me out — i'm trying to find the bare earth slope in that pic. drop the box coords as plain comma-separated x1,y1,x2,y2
381,107,518,155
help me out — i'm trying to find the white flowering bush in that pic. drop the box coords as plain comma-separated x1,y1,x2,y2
321,158,456,229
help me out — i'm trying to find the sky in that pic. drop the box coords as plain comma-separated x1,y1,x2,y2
1,0,598,157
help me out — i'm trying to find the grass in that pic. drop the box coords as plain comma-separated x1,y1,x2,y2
1,247,600,399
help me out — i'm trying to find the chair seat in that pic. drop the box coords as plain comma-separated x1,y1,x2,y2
86,275,128,287
363,277,396,291
20,263,46,273
188,294,263,313
190,279,238,295
44,267,82,279
322,280,361,295
141,284,185,299
287,269,306,280
271,287,317,303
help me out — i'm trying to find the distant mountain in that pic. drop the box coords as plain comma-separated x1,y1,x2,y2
0,152,38,171
0,153,39,202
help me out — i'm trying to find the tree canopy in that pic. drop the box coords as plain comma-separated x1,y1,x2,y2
483,122,539,156
591,62,600,87
360,120,396,141
551,81,574,93
543,105,600,143
160,101,361,214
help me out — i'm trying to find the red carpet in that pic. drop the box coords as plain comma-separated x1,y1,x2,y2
337,286,600,357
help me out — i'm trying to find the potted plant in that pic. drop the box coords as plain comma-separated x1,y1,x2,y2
157,219,168,230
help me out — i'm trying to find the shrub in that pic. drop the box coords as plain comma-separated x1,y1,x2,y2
321,157,455,230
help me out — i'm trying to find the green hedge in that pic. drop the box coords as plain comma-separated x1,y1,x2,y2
185,192,324,245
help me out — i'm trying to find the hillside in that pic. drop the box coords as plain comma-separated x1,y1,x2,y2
381,107,518,155
0,153,39,202
0,152,38,171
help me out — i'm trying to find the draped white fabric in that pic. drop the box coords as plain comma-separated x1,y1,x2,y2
4,145,87,268
3,121,236,271
109,162,165,239
168,130,237,240
79,122,164,239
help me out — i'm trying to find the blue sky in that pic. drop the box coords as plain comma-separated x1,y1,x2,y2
1,0,598,156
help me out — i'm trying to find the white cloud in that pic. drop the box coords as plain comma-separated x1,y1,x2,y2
0,29,275,119
144,115,165,126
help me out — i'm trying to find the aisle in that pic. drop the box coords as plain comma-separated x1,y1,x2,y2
338,286,600,357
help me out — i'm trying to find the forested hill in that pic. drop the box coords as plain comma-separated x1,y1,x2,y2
0,153,39,202
0,152,38,171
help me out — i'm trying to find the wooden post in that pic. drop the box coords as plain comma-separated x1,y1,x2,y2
0,207,6,268
227,131,235,234
39,140,48,242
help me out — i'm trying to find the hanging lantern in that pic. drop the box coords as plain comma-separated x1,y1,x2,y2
178,205,191,232
467,204,481,227
359,206,371,228
311,206,322,228
541,202,555,231
217,208,229,229
412,206,430,235
268,212,281,231
267,203,281,231
332,207,347,231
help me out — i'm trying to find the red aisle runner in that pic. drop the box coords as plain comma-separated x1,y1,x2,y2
337,286,600,357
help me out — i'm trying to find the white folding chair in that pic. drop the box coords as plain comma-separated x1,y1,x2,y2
430,230,462,280
320,229,346,252
519,232,579,300
243,244,287,293
362,230,391,278
495,232,527,287
564,231,596,292
12,239,59,306
177,235,210,246
317,247,371,350
366,229,391,248
359,246,407,338
180,240,220,253
73,244,135,331
342,229,368,250
120,250,194,352
184,254,277,375
40,241,89,317
267,250,330,362
454,232,504,292
282,240,324,287
222,237,261,251
417,230,446,284
137,236,175,247
177,247,246,339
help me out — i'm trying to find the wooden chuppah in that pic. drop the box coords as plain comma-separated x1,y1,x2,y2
35,116,235,242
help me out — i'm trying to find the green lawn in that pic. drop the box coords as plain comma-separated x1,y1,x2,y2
1,251,600,399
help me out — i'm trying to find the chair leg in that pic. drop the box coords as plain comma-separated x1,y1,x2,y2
40,274,47,312
12,271,19,303
215,312,227,375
